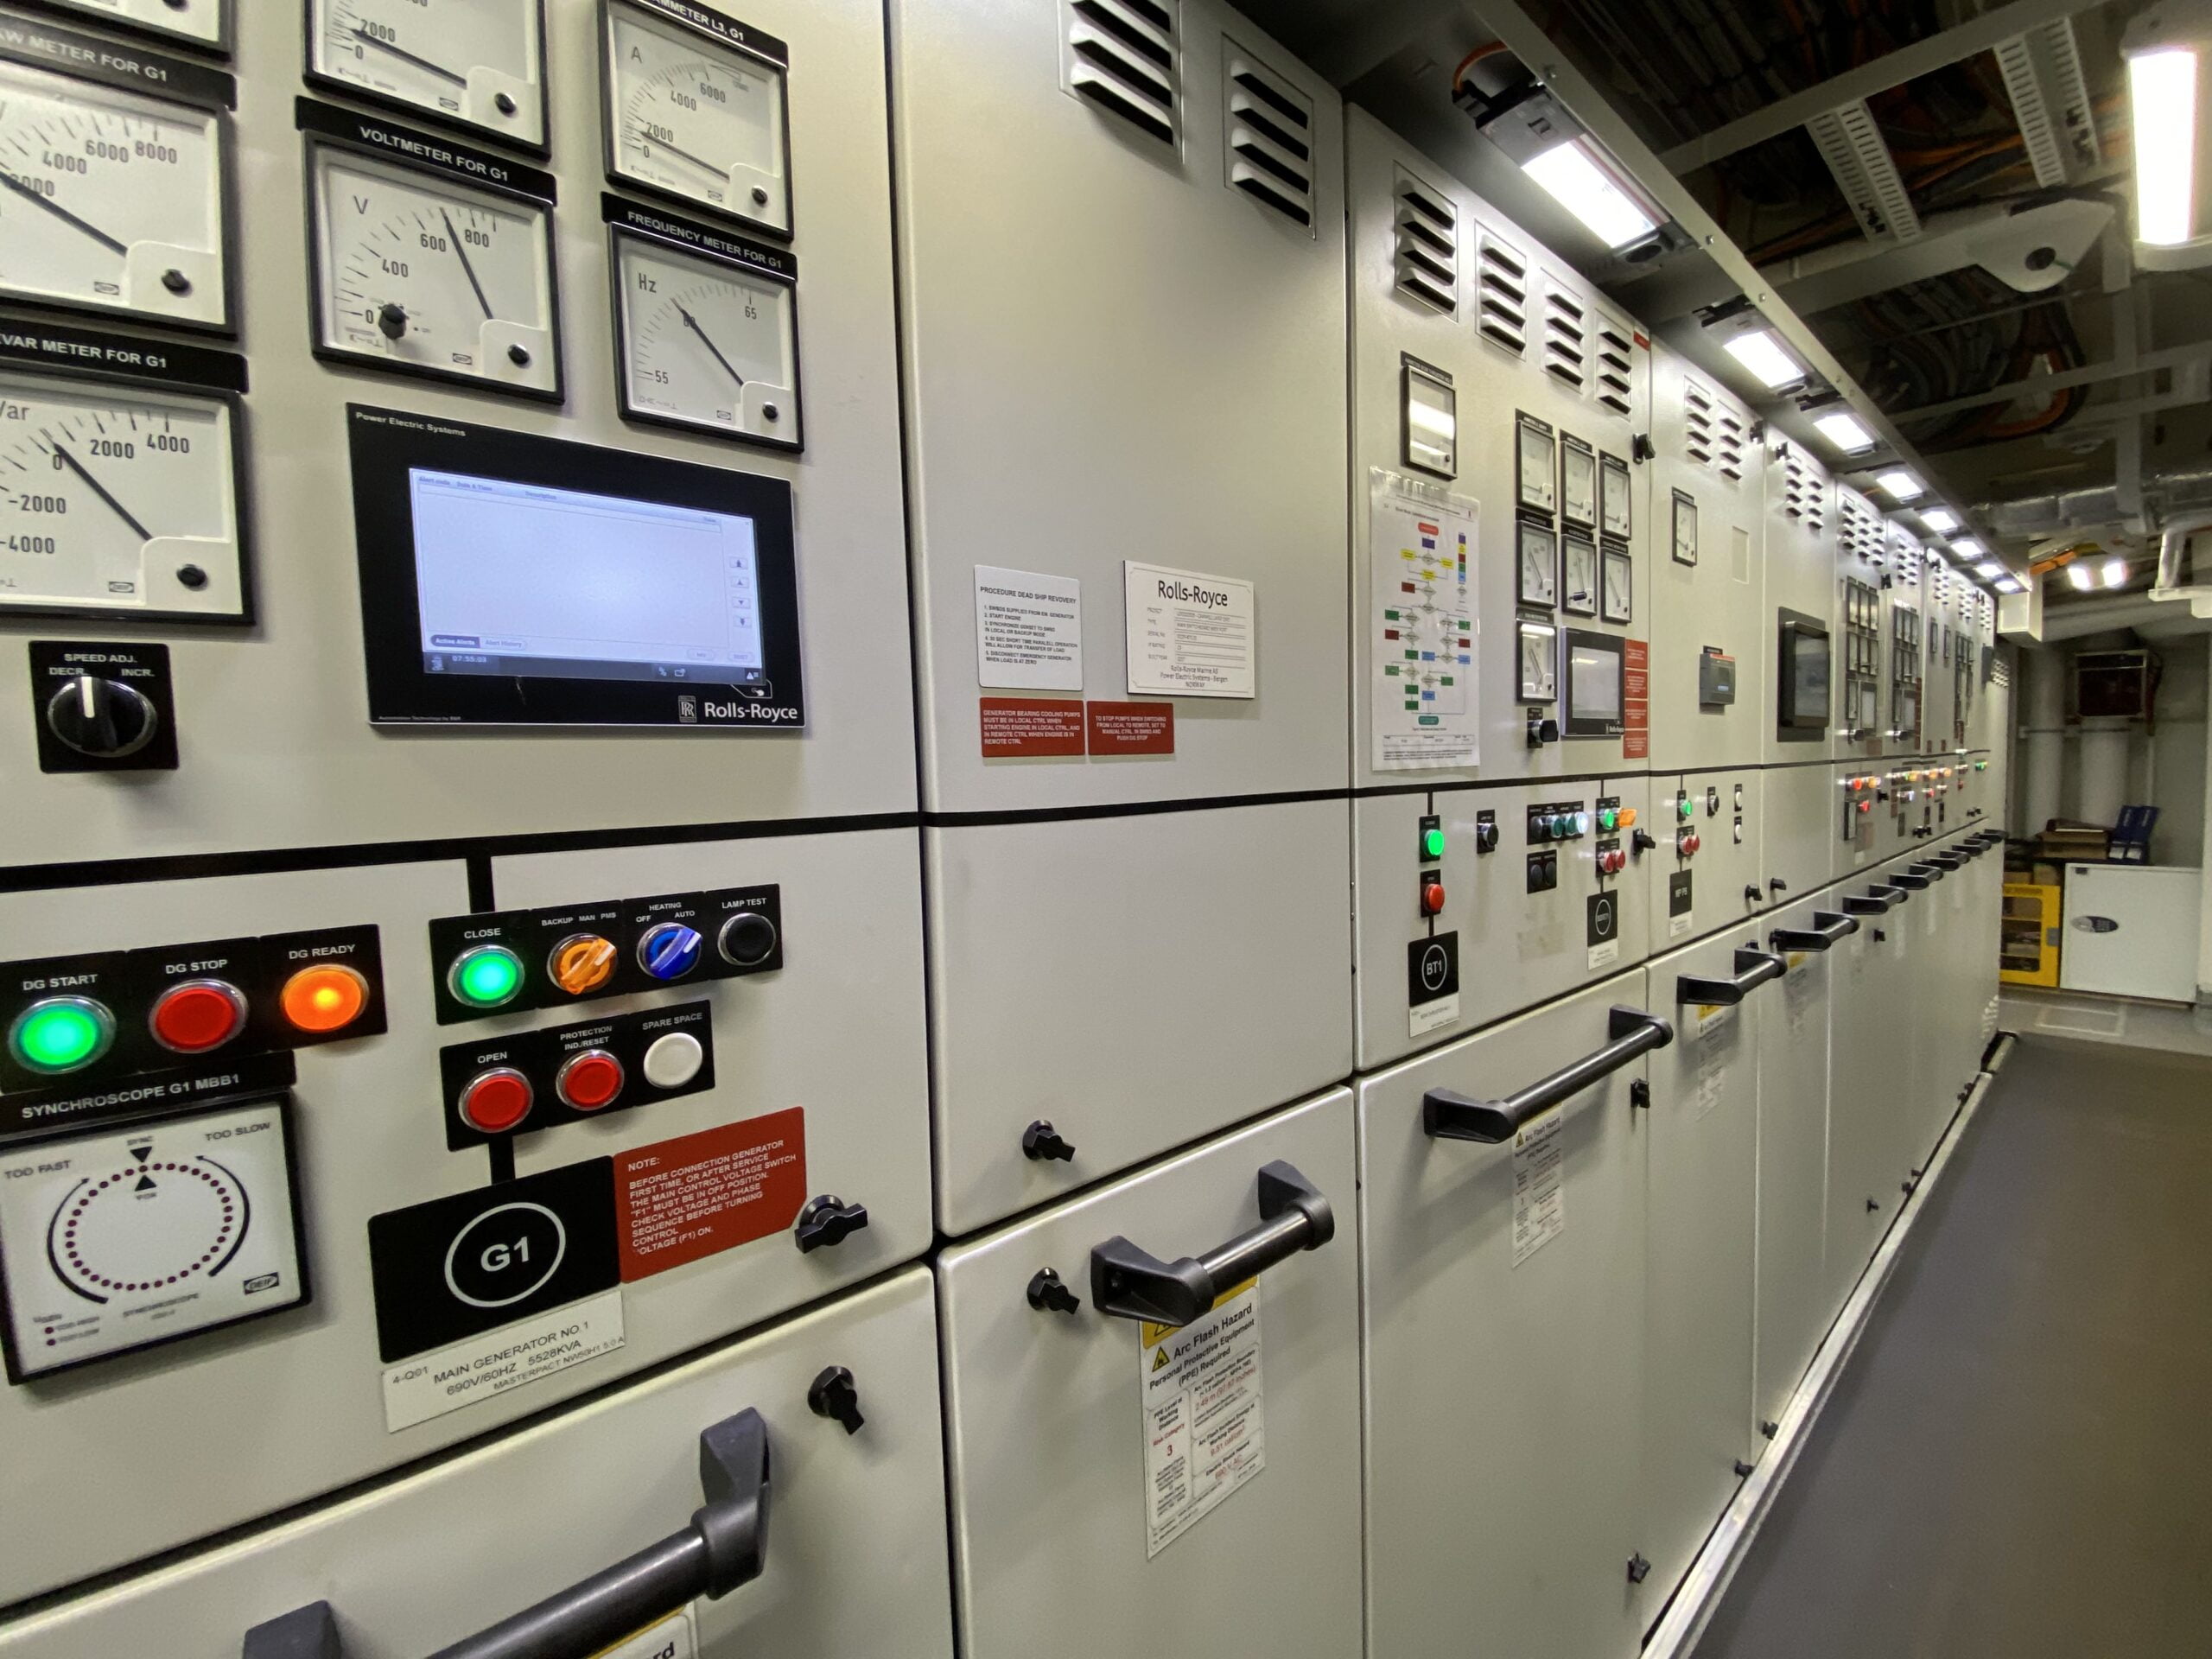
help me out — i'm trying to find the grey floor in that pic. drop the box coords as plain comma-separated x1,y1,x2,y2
1693,1034,2212,1658
1999,987,2212,1058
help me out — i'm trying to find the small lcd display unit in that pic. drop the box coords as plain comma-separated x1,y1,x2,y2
348,406,803,728
1777,608,1831,741
1562,628,1625,738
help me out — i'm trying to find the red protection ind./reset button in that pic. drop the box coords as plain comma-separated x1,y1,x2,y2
556,1050,626,1111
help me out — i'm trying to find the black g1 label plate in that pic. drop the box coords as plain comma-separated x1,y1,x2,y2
366,1160,617,1363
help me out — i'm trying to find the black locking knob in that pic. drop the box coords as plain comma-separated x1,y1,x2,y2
794,1194,869,1254
1744,885,1764,905
1627,1554,1652,1585
1027,1268,1081,1315
808,1365,865,1435
1770,878,1789,895
1022,1119,1077,1162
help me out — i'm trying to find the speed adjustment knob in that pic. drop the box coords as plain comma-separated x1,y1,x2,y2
47,676,157,760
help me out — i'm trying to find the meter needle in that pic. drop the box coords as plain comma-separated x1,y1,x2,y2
49,444,153,543
441,209,494,321
351,28,467,88
676,304,746,389
633,126,728,184
0,170,129,257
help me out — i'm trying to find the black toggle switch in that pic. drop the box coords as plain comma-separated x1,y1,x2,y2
808,1365,866,1435
794,1194,869,1253
1022,1119,1077,1162
1027,1268,1081,1315
1632,828,1658,855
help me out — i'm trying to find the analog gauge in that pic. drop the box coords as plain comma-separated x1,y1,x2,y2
0,369,243,620
1601,546,1632,624
1561,535,1597,616
1516,519,1557,609
1517,620,1557,702
309,0,547,150
0,60,229,329
1516,416,1554,512
45,0,228,50
605,0,793,237
613,231,800,449
1600,452,1630,539
1560,439,1596,526
1670,487,1699,565
310,147,561,398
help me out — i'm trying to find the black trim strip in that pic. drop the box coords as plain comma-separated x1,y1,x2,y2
920,786,1347,831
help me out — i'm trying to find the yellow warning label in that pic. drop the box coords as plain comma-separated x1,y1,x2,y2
1152,1344,1172,1372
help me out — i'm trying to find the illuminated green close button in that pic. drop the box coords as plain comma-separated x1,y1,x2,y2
10,997,115,1075
1598,807,1619,832
1678,798,1695,821
448,944,524,1009
1421,826,1446,861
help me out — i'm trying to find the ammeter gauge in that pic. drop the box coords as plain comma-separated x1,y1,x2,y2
44,0,229,51
0,58,231,330
309,145,562,399
612,219,800,450
603,0,792,238
308,0,548,151
0,367,245,621
1516,518,1557,609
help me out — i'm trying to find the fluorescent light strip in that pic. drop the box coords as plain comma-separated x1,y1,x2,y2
1876,469,1923,500
1722,329,1804,390
2068,562,2097,591
1813,412,1875,454
1951,538,1983,559
1522,140,1660,250
1921,509,1959,533
2131,48,2199,246
1974,560,2004,579
2104,556,2129,588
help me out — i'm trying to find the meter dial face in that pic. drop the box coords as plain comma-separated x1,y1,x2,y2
614,233,800,449
1600,453,1630,538
1560,441,1596,527
1601,547,1632,624
1516,520,1557,609
311,148,560,398
0,60,230,329
0,371,243,620
1517,621,1557,702
606,0,791,237
1515,417,1554,513
1561,536,1597,615
45,0,227,49
309,0,547,151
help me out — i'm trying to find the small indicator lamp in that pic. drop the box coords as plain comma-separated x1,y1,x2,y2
10,998,115,1075
149,980,247,1054
449,944,524,1009
1421,825,1447,861
282,964,372,1033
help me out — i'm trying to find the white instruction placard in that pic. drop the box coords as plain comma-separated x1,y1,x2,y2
1370,469,1479,769
1124,562,1255,698
974,565,1083,690
1141,1279,1266,1557
382,1289,625,1433
1689,1001,1739,1120
1511,1109,1566,1267
595,1609,696,1659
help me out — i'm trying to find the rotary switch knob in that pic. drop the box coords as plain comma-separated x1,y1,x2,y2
46,675,157,759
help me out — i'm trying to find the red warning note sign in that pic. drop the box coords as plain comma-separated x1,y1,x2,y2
613,1109,806,1281
1085,700,1174,754
980,696,1086,757
1623,639,1650,760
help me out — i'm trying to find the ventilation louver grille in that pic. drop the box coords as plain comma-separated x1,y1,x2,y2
1683,380,1715,467
1594,315,1638,418
1064,0,1180,147
1392,168,1457,315
1541,278,1588,392
1786,450,1829,534
1474,227,1527,356
1715,408,1747,482
1224,48,1313,229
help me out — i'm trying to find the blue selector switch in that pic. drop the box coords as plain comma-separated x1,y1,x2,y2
639,922,704,981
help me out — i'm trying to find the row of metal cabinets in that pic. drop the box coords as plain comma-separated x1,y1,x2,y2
0,832,2004,1658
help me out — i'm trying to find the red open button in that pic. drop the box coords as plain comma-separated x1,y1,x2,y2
149,980,247,1055
459,1067,534,1135
556,1049,625,1112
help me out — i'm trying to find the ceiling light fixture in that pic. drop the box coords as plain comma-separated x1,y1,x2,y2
1876,470,1923,501
2130,47,2200,246
1922,509,1960,533
2104,556,2130,588
1974,560,2005,579
1720,327,1806,391
1951,538,1984,560
1812,411,1876,454
1521,139,1661,250
2068,562,2097,591
1996,577,2024,594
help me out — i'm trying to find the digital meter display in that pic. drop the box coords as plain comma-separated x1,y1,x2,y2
348,405,804,728
410,470,766,687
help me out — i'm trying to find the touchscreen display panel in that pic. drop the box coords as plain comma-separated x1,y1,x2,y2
411,471,766,687
1569,640,1623,721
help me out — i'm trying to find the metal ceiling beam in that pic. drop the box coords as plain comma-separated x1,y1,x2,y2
1887,341,2212,421
1656,0,2109,175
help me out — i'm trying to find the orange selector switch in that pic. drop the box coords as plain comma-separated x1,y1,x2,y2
549,934,619,997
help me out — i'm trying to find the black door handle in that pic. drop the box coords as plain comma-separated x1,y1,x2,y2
245,1412,771,1659
1423,1006,1674,1145
1090,1160,1334,1327
1925,854,1965,871
1770,911,1858,951
1907,862,1946,881
1676,947,1785,1006
1845,886,1904,915
1890,871,1932,891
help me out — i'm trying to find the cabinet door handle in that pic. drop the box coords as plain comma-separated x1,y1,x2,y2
1770,911,1858,951
1676,947,1786,1006
1090,1160,1335,1328
1422,1006,1674,1146
240,1411,775,1659
1890,871,1932,892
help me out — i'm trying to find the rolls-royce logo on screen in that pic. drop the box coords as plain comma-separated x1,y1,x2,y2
677,696,699,724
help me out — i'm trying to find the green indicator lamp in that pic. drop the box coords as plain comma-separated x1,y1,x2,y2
1421,826,1447,861
449,944,525,1009
10,997,115,1075
1599,807,1619,832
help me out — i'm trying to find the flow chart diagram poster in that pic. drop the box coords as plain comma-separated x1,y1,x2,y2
1370,469,1478,770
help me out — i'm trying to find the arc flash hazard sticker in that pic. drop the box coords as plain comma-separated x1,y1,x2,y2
1141,1278,1265,1557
